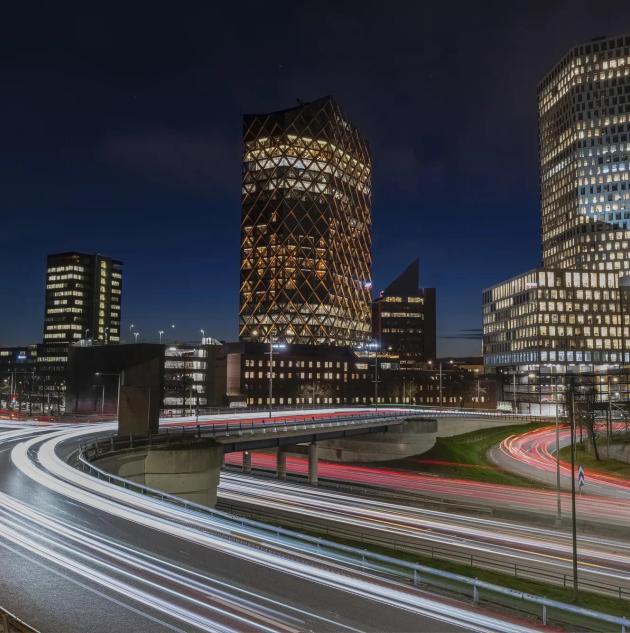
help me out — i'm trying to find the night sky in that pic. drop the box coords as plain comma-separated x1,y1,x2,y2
2,2,630,356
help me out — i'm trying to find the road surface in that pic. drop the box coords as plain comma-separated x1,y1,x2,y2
0,420,539,633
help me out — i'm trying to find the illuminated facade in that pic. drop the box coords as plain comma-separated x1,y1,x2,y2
43,252,122,346
239,96,372,347
483,268,629,368
372,259,436,369
540,35,630,270
484,34,630,411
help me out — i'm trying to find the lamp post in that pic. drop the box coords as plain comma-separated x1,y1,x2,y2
428,359,453,407
475,368,481,408
361,341,380,410
268,341,286,418
133,331,140,343
129,324,135,342
568,378,579,600
251,329,287,418
551,367,562,526
200,329,205,343
95,372,123,419
158,330,164,344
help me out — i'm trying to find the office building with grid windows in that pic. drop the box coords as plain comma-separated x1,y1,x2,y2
483,34,630,412
372,259,436,369
43,252,122,346
239,96,372,347
39,252,123,389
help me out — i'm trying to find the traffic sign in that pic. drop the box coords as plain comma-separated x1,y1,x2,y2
578,464,585,490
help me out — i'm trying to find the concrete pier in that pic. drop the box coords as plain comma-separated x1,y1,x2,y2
277,447,287,480
308,443,318,485
243,450,252,473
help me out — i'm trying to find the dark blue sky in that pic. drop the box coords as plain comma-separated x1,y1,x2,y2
1,1,628,355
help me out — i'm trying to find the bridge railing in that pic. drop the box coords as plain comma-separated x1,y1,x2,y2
80,411,416,460
0,606,38,633
76,449,629,632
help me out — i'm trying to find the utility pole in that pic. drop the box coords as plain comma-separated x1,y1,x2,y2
554,370,562,526
374,346,379,411
269,340,273,418
568,380,579,600
513,371,517,413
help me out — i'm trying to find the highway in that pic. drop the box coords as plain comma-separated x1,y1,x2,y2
0,421,540,633
490,423,630,499
223,448,630,528
217,470,630,597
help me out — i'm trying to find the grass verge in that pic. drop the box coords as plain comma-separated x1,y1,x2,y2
381,422,550,487
231,505,630,628
559,441,630,479
331,531,630,623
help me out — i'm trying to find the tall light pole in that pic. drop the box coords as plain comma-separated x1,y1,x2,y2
200,329,205,343
568,378,579,600
134,331,139,343
95,372,123,419
129,324,135,342
268,341,286,418
512,370,517,413
429,359,453,407
551,366,562,526
475,368,481,408
158,330,164,343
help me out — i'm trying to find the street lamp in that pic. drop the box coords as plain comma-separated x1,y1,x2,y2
200,328,205,343
95,371,123,419
428,359,453,407
129,324,135,342
365,341,380,410
475,368,481,407
158,330,164,343
134,331,140,343
268,341,287,418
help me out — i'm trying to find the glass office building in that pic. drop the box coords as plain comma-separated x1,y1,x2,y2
540,35,630,271
483,35,630,411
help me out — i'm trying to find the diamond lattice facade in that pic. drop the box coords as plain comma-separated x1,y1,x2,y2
239,96,372,346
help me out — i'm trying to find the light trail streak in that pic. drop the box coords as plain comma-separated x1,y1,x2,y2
224,445,630,525
6,426,540,633
218,472,630,588
492,424,630,498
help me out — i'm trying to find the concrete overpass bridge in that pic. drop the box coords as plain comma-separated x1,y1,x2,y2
83,410,435,505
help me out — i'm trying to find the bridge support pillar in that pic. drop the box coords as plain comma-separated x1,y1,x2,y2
277,447,287,480
308,442,318,486
242,450,252,473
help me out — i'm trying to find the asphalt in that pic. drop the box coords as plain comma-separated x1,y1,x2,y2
0,428,471,633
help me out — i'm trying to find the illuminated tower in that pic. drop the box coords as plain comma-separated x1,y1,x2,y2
240,96,372,346
43,252,123,345
540,35,630,271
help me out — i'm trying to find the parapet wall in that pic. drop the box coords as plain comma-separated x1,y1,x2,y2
93,438,223,506
316,417,437,462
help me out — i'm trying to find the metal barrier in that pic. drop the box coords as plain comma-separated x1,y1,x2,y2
76,449,630,631
0,607,38,633
80,411,414,460
218,498,630,600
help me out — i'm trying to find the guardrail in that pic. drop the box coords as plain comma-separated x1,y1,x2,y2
80,411,414,459
76,449,630,631
0,607,38,633
218,497,630,599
